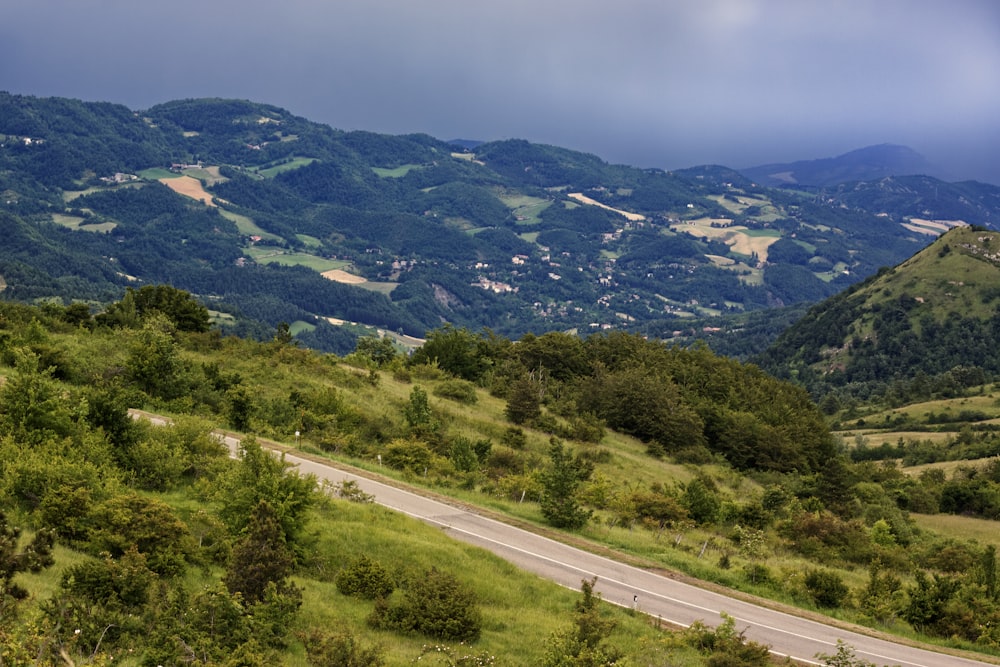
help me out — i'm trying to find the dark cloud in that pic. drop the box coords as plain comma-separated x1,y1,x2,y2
2,0,998,182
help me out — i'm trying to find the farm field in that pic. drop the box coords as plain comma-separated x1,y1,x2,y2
499,192,551,225
159,175,216,207
249,249,347,272
50,213,116,233
251,156,318,178
671,218,781,261
372,163,422,178
220,209,281,241
567,192,646,222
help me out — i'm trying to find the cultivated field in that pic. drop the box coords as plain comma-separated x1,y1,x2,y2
321,268,366,284
160,175,215,207
252,156,317,178
220,210,281,241
499,192,551,225
51,213,116,233
567,192,646,222
672,218,781,260
372,164,422,178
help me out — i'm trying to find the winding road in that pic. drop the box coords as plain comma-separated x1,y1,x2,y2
133,412,996,667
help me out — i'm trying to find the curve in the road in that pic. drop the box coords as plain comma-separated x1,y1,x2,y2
134,415,996,667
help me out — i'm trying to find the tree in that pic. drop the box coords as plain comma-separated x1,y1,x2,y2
126,312,187,399
505,374,541,425
540,439,594,530
98,284,209,332
543,577,621,667
804,569,849,608
224,500,297,604
683,478,720,525
410,325,491,382
354,335,397,368
0,349,74,444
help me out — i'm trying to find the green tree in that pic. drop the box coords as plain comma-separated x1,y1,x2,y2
224,500,297,604
354,335,398,368
0,349,75,444
410,325,491,382
540,439,594,530
543,577,621,667
214,437,318,547
683,478,721,525
126,312,187,399
804,569,849,608
98,284,209,332
505,374,541,425
226,383,255,432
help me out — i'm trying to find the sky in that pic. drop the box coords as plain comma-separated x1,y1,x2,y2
2,0,999,183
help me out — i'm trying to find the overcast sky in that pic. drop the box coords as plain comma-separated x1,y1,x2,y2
3,1,998,182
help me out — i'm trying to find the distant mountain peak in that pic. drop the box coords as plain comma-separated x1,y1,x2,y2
741,143,934,187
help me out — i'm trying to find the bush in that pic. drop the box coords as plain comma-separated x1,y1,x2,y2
368,567,481,641
804,569,849,608
336,555,395,600
433,379,478,404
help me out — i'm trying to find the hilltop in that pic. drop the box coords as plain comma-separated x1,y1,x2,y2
757,225,1000,401
741,144,935,187
2,93,999,352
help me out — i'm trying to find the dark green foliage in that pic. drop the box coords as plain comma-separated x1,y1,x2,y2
89,493,193,577
505,374,542,425
682,478,721,525
804,569,849,608
410,325,491,383
214,437,318,546
682,614,772,667
224,500,297,604
98,284,210,332
369,567,481,641
354,335,398,367
60,546,154,609
336,555,395,599
540,440,594,530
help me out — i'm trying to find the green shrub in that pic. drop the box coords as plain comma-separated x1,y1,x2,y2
368,567,481,641
804,569,849,608
336,555,395,599
433,379,478,404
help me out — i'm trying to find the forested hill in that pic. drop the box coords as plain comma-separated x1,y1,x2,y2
757,225,1000,402
2,92,1000,352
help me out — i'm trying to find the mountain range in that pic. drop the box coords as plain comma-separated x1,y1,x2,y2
740,143,936,187
2,92,999,354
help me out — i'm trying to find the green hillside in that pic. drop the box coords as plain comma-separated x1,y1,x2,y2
6,294,1000,663
3,92,998,355
758,226,1000,402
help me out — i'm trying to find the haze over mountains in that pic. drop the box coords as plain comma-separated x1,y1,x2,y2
740,144,938,187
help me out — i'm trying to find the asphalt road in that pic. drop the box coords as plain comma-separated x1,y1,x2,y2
135,414,994,667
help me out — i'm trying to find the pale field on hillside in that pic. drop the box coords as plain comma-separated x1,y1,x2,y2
160,175,215,206
567,192,646,222
672,218,780,260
